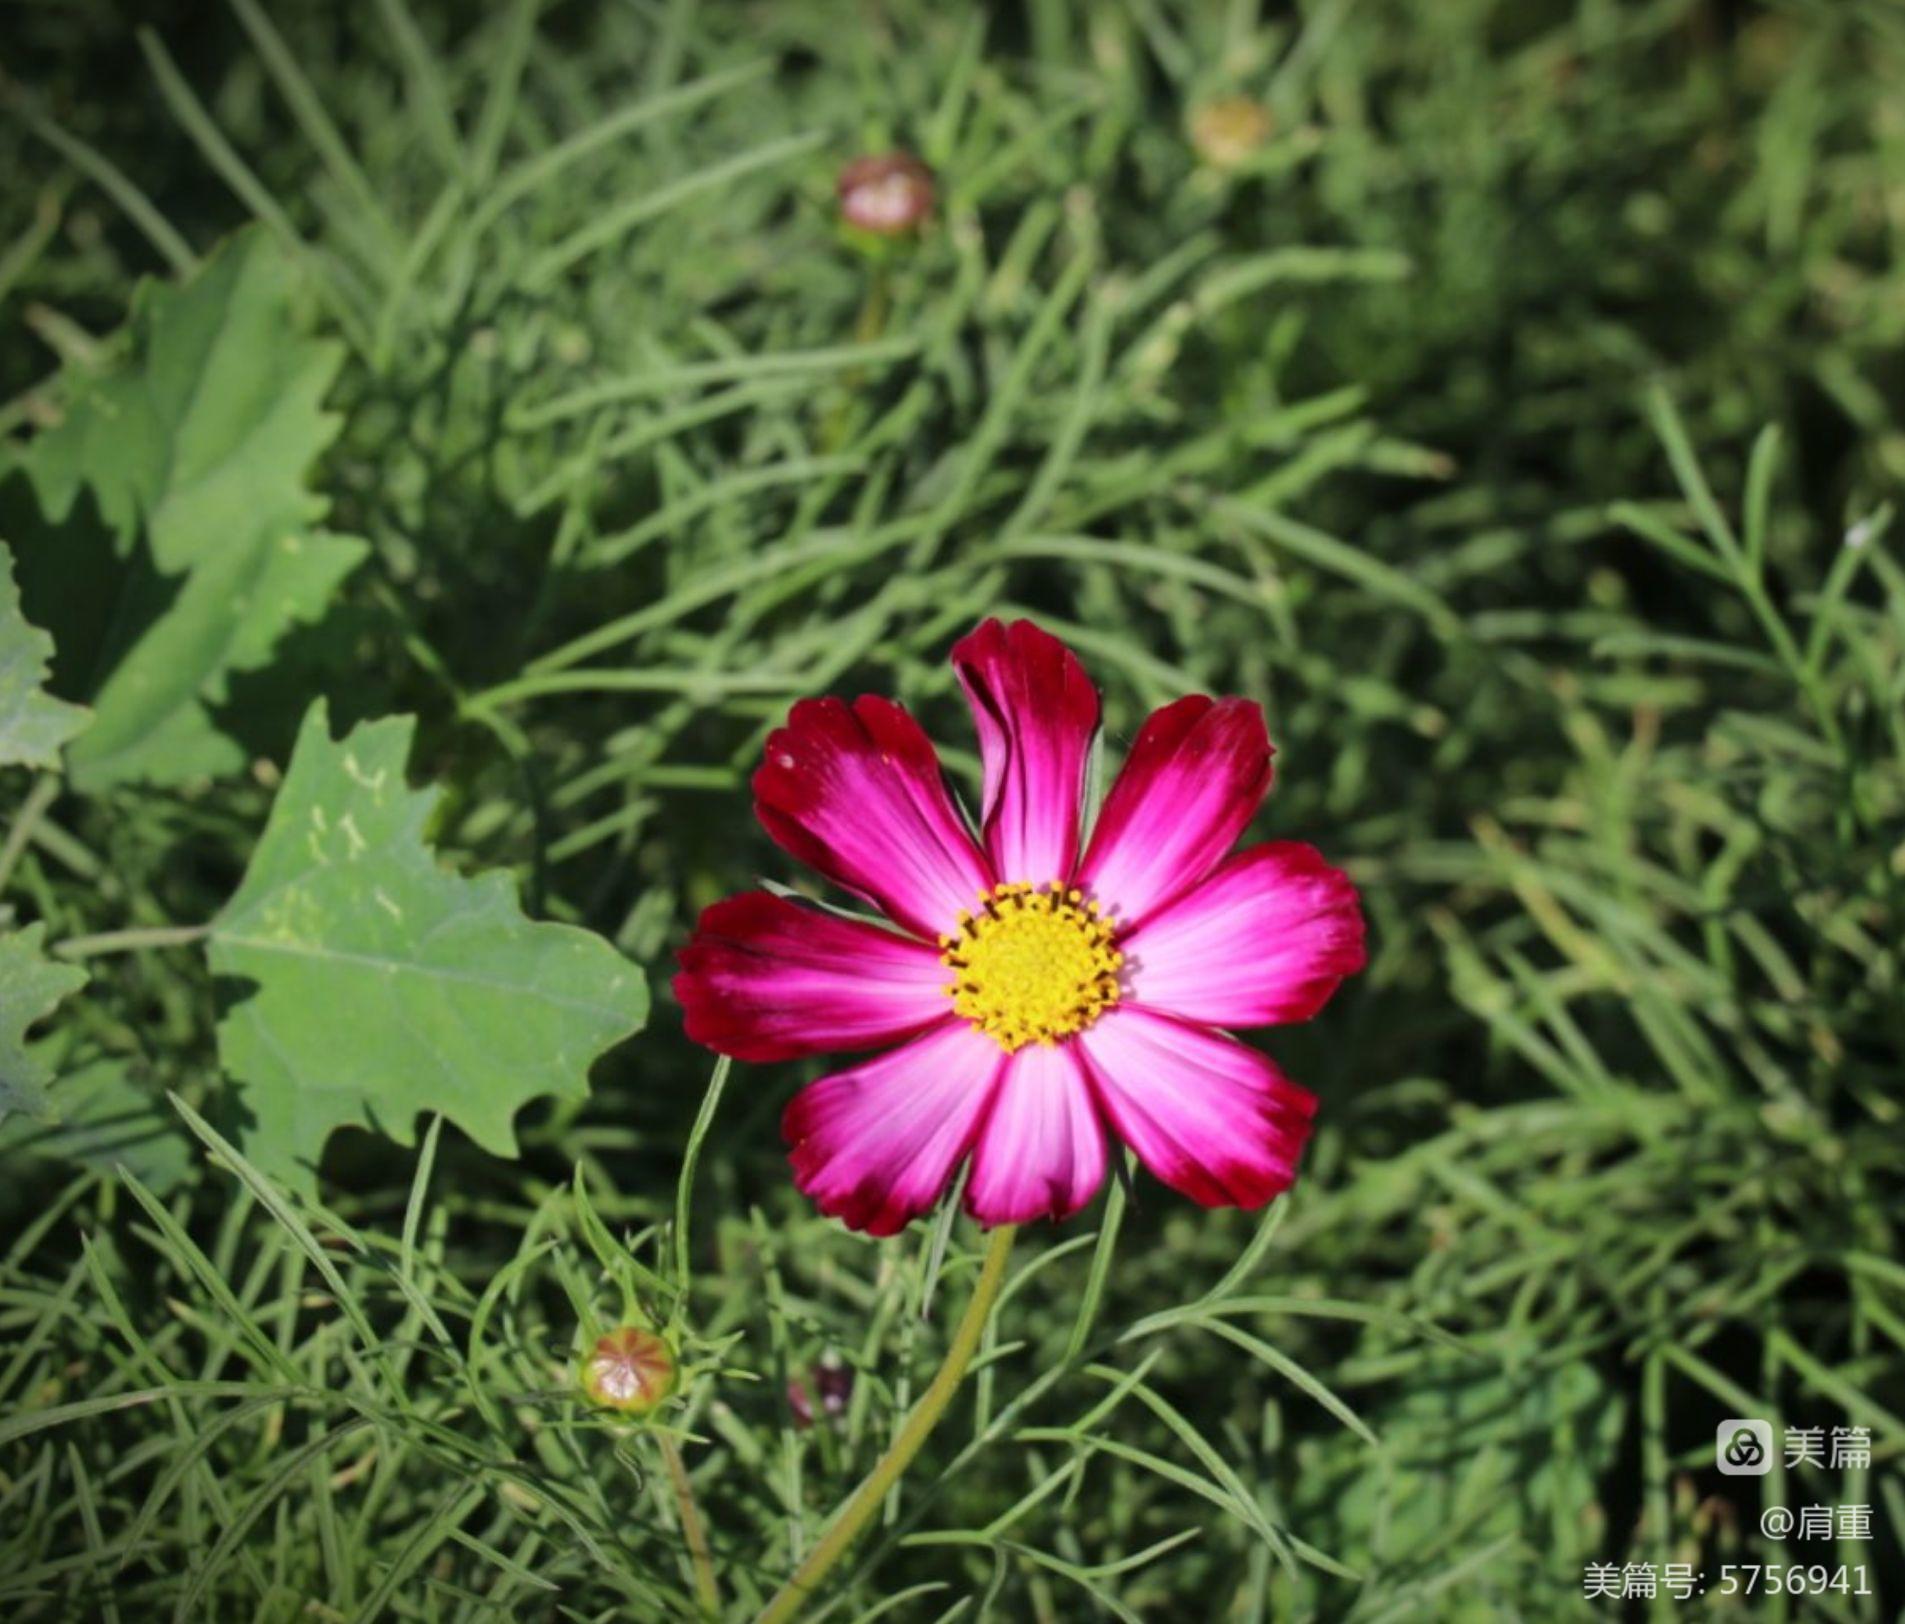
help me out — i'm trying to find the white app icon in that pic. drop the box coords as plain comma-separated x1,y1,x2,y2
1717,1419,1773,1476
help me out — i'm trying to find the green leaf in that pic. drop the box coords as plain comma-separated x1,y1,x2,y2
0,1055,192,1190
208,701,649,1188
0,540,89,767
14,228,367,789
0,924,88,1126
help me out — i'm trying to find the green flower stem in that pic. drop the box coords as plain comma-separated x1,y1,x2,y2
753,1224,1019,1624
851,262,891,348
819,261,891,453
659,1432,720,1618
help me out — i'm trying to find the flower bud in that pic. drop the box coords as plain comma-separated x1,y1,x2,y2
1188,96,1272,171
814,1359,853,1414
788,1358,854,1429
580,1326,679,1416
837,152,935,237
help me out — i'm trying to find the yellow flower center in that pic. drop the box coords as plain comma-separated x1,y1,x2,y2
940,883,1123,1052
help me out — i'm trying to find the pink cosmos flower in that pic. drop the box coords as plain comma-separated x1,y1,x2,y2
674,620,1365,1236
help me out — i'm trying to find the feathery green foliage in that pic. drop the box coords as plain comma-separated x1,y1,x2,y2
1,1,1901,1618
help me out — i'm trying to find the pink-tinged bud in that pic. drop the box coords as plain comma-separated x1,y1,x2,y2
580,1327,678,1416
788,1359,854,1429
813,1359,853,1417
837,152,935,237
1188,97,1272,171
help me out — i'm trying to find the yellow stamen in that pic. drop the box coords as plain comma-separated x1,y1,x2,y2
939,882,1122,1052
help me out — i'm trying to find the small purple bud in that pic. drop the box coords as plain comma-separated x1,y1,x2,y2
788,1359,854,1429
837,152,935,237
580,1327,679,1416
814,1359,853,1417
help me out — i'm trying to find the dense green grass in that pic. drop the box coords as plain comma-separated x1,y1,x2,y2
2,0,1902,1617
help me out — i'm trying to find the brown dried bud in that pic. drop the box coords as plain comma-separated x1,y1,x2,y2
837,152,935,237
1188,97,1273,171
580,1326,679,1416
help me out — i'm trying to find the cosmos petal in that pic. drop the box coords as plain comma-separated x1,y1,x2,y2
674,891,953,1062
1077,1005,1314,1209
782,1020,1006,1236
1122,842,1366,1028
951,618,1100,885
964,1040,1109,1225
1077,696,1273,927
753,695,994,940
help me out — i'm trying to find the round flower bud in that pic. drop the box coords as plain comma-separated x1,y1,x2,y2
837,152,935,237
788,1358,855,1429
813,1359,853,1416
1189,96,1272,171
580,1326,679,1416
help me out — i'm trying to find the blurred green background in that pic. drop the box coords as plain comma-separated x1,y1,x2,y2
1,0,1901,1617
